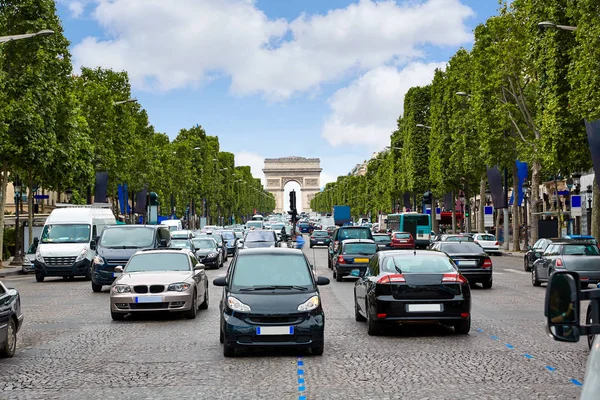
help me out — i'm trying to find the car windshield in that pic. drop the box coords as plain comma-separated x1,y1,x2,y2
245,231,274,242
339,229,371,240
220,231,235,240
231,254,313,290
246,221,262,228
100,227,154,248
343,243,377,254
192,239,217,249
313,231,329,237
445,236,474,242
440,243,483,253
271,224,285,230
41,224,91,244
171,232,190,239
373,235,390,242
235,232,243,239
384,255,456,274
477,235,496,241
394,233,411,239
563,244,600,256
126,253,190,272
170,240,192,249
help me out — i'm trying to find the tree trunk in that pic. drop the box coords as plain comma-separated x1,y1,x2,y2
592,180,600,241
0,162,7,262
479,176,485,233
27,174,33,248
495,208,501,243
451,192,457,234
431,194,439,234
512,165,521,252
530,161,541,244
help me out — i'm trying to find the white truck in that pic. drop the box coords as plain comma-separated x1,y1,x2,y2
33,205,116,282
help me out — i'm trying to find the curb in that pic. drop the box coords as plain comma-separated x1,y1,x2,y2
0,269,24,278
501,252,524,258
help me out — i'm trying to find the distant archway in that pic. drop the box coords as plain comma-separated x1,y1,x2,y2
283,181,303,213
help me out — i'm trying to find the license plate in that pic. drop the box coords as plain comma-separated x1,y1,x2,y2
318,241,323,244
256,326,294,335
112,273,121,277
354,258,369,263
407,304,442,312
135,296,162,303
456,260,477,267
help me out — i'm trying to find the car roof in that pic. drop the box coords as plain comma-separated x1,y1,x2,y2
137,248,192,255
104,224,160,230
342,239,376,244
237,248,304,255
379,249,448,257
555,241,597,246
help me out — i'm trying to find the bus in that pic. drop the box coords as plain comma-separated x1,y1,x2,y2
386,213,431,249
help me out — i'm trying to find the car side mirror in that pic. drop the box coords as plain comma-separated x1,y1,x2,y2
535,252,542,259
213,276,227,286
545,271,581,343
90,240,97,251
114,266,124,273
159,238,168,248
316,276,330,286
527,245,532,250
194,263,205,271
33,237,40,245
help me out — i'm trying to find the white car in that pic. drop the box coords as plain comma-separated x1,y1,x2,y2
472,233,500,254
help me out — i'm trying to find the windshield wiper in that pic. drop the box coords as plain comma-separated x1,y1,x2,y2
239,285,309,291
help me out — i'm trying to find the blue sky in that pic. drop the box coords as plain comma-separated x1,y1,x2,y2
56,0,502,187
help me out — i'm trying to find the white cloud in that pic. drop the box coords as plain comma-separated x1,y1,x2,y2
321,61,446,147
72,0,473,97
234,151,265,184
319,172,337,188
68,1,85,18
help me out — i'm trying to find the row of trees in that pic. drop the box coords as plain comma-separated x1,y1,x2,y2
0,0,274,259
311,0,600,249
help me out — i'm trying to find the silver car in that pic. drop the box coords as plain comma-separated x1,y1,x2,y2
110,249,208,321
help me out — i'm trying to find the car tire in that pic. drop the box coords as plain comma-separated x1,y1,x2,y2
111,312,125,321
482,277,493,289
587,304,594,350
223,341,235,357
335,268,342,282
199,284,209,310
0,318,17,358
35,271,45,282
454,316,471,334
219,328,224,344
84,268,92,281
524,257,530,272
311,344,324,356
354,299,366,322
327,257,332,269
532,266,541,287
184,291,198,320
367,309,382,336
91,282,102,293
581,282,589,289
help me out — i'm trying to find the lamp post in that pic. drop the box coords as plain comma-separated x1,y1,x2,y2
9,177,23,266
538,21,577,31
587,185,593,235
522,180,530,249
416,124,432,129
0,29,54,44
65,189,73,203
459,192,465,232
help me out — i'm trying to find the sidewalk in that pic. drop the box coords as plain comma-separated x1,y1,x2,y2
0,258,25,278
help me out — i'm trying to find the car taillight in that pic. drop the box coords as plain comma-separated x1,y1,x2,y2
337,255,345,264
482,258,492,268
377,274,405,283
442,273,468,284
556,258,563,267
495,241,499,245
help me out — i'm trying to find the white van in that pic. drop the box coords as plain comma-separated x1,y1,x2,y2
160,219,183,232
34,206,116,282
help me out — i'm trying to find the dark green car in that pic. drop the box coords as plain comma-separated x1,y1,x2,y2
310,230,331,248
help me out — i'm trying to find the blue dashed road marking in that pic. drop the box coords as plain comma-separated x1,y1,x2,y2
491,335,499,340
505,344,514,349
297,357,306,399
545,366,556,372
476,328,483,333
523,353,534,359
570,379,583,386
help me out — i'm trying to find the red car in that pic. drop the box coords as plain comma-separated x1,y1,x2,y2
391,232,415,249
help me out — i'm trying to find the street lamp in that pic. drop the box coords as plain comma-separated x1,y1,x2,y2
459,192,465,232
385,146,403,150
9,177,23,266
416,124,432,129
587,185,593,235
485,189,492,206
455,92,470,97
572,173,581,193
193,147,201,150
538,21,577,31
113,98,138,106
522,180,530,249
65,188,73,203
0,29,54,44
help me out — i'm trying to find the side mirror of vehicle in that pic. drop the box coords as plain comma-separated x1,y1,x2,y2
527,245,532,250
534,252,542,259
545,271,581,343
114,266,124,273
213,276,227,286
159,238,168,248
90,240,97,251
194,263,205,271
316,276,330,286
33,237,39,245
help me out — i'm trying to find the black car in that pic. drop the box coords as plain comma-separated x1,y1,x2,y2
372,233,392,250
0,280,23,358
91,225,172,293
430,241,493,289
298,222,313,234
438,234,475,242
332,239,378,282
243,229,279,249
328,226,374,269
197,232,227,262
169,239,197,253
192,237,223,269
219,230,239,256
353,250,471,335
213,248,330,357
524,238,562,272
309,230,331,248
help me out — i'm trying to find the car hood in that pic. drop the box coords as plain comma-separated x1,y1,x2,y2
196,249,218,255
244,241,275,249
98,246,142,261
232,291,318,314
115,271,193,285
38,242,88,256
446,252,487,257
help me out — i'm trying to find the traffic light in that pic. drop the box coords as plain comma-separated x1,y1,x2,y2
422,191,432,204
289,190,296,210
149,192,160,206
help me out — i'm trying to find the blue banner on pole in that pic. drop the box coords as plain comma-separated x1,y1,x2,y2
484,206,494,215
124,184,130,214
571,195,582,208
117,184,126,215
509,160,528,206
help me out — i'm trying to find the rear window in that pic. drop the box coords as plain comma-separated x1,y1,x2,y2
343,243,377,254
562,244,600,256
405,215,430,226
220,231,235,240
445,236,474,242
312,231,329,237
477,235,496,241
373,235,390,242
245,231,275,242
170,240,192,249
384,255,455,274
338,228,372,240
231,254,313,289
439,243,483,253
394,233,411,239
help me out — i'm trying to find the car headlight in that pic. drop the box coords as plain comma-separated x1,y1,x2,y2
208,252,218,258
227,296,251,312
93,255,105,265
168,282,191,292
112,285,131,293
35,250,44,263
75,248,88,262
297,295,319,312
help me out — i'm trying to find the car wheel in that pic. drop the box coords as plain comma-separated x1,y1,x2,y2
84,268,92,281
367,309,382,336
0,318,17,358
354,297,366,322
587,304,594,350
311,344,324,356
223,341,235,357
310,244,313,248
35,271,45,282
91,282,102,293
454,316,471,334
219,328,224,344
532,266,541,287
581,282,589,289
327,257,331,269
199,284,209,310
482,277,493,289
111,312,126,321
184,291,198,319
524,257,530,272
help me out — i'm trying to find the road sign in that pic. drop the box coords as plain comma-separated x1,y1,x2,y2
435,207,441,221
34,194,49,199
484,206,494,227
571,195,582,217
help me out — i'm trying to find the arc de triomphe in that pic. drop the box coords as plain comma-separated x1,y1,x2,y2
263,157,322,213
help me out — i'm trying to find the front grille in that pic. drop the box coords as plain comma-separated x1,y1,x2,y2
106,259,129,266
150,285,164,293
45,256,77,266
134,285,148,294
253,335,296,343
129,302,169,310
247,315,304,325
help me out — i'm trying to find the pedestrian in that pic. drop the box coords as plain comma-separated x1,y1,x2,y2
295,232,305,250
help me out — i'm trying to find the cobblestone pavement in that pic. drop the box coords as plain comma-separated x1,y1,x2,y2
0,245,587,400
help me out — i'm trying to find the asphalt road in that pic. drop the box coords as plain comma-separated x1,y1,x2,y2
0,243,588,400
